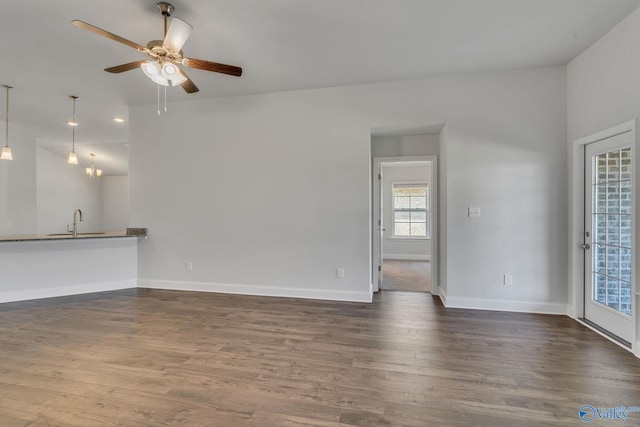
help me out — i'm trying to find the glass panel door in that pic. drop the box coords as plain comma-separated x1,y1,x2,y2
584,132,634,345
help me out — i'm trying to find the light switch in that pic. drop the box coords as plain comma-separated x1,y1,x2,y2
468,207,481,217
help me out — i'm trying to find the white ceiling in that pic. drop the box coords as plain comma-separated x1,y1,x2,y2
2,0,640,172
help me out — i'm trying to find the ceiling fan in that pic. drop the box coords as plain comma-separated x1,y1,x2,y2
72,2,242,94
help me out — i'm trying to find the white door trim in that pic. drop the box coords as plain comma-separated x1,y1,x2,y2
570,119,638,357
372,156,438,294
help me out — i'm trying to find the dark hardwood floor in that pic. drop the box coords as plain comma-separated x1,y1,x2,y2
0,289,639,426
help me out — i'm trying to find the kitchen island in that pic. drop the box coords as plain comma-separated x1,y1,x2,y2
0,228,146,303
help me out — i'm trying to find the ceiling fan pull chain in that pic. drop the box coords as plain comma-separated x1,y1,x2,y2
164,86,168,114
157,83,161,117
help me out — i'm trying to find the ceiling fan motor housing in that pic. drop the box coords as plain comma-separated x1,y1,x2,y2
146,40,184,63
157,2,174,17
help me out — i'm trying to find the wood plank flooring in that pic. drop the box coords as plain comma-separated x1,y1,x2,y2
0,289,639,426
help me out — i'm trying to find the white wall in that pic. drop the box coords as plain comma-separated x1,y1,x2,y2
130,66,567,308
0,158,7,234
102,176,129,231
381,163,431,260
0,123,37,235
567,7,640,354
372,134,440,157
36,147,102,234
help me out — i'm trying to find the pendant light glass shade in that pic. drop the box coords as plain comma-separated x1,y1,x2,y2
1,85,13,161
68,151,78,164
68,96,79,164
0,146,12,161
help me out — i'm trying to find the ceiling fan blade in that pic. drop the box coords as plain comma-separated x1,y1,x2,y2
181,73,199,93
183,58,242,77
72,20,147,52
105,61,146,73
163,17,193,52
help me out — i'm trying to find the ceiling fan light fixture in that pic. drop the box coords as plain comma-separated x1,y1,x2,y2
141,61,169,85
141,61,160,75
163,63,177,75
161,62,186,86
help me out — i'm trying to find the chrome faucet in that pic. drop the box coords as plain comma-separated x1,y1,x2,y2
72,209,84,238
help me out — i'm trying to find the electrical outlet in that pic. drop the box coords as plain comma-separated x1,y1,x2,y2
186,261,193,271
468,207,481,217
337,268,345,278
503,274,513,285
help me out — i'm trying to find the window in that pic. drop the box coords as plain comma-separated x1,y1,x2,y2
392,183,429,238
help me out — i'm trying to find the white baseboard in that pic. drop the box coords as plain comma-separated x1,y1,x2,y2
566,304,576,319
384,254,431,261
0,280,136,304
437,286,447,305
444,295,567,315
138,279,373,303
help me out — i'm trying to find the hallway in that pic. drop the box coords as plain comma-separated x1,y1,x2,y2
382,259,431,292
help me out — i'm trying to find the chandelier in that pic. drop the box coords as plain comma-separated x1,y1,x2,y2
86,153,102,178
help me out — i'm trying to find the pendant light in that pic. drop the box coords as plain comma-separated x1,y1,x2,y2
86,153,102,178
67,95,79,164
1,85,13,161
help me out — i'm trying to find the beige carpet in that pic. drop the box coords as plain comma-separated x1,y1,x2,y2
382,260,431,292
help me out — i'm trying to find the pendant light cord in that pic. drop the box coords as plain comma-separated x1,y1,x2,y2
4,86,9,149
71,98,75,151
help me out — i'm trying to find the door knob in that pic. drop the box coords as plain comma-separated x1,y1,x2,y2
581,243,591,250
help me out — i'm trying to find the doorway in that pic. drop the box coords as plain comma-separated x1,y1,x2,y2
382,259,432,292
583,130,635,346
372,158,437,293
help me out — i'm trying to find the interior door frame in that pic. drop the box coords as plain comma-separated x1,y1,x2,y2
372,156,438,294
572,119,638,356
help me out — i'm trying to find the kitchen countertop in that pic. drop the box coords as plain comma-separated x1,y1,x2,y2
0,228,147,243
